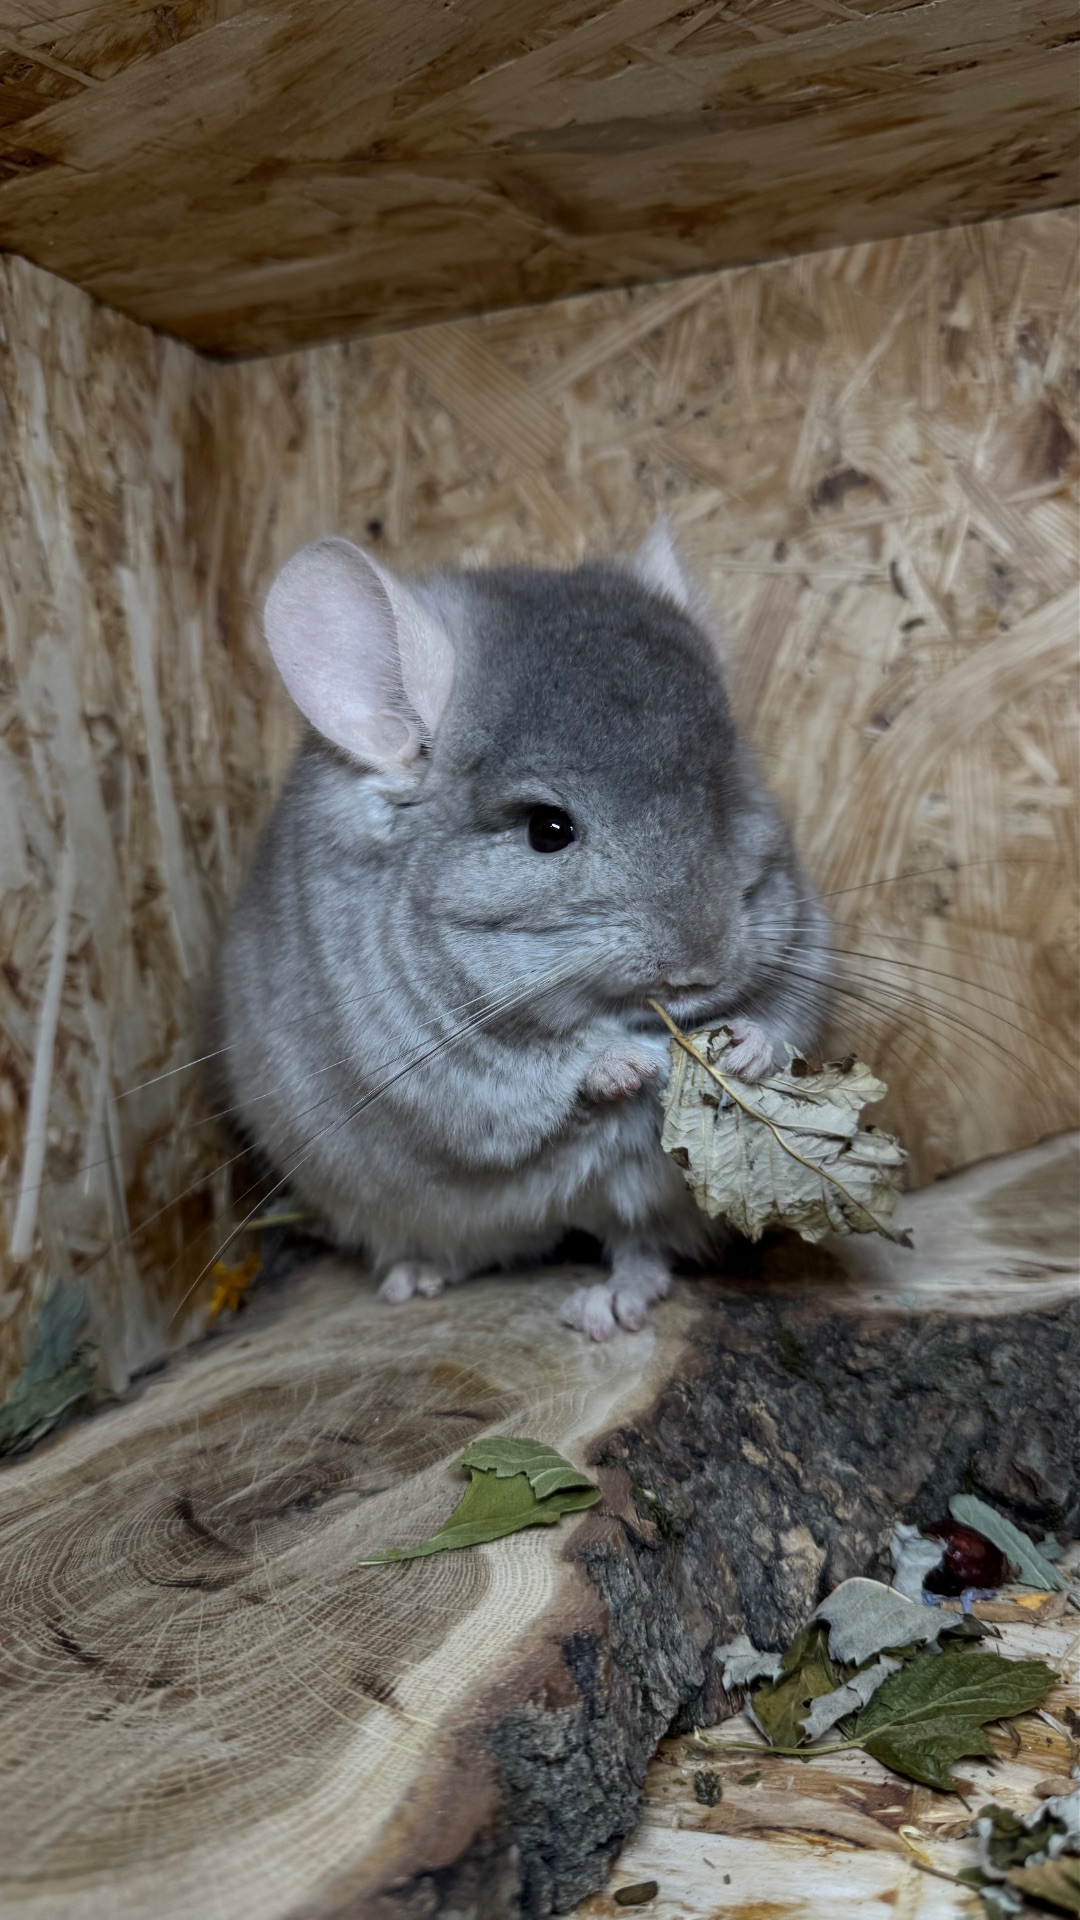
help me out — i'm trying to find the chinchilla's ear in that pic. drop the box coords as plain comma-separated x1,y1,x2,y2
264,537,454,769
631,519,727,665
631,519,693,611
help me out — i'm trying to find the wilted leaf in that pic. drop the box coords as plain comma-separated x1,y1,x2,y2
0,1283,96,1458
657,1021,907,1244
750,1623,837,1749
360,1441,600,1562
459,1436,598,1500
854,1652,1057,1791
1003,1858,1080,1915
801,1654,902,1742
974,1800,1074,1877
891,1523,948,1602
949,1495,1067,1593
815,1577,950,1665
715,1633,784,1690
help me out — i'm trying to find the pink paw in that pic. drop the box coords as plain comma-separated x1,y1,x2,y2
378,1260,448,1304
560,1283,647,1341
726,1022,776,1082
583,1043,664,1103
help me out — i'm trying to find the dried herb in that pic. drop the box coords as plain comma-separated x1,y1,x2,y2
654,1009,907,1244
359,1437,600,1562
949,1495,1067,1593
854,1651,1057,1792
0,1283,96,1458
613,1883,658,1906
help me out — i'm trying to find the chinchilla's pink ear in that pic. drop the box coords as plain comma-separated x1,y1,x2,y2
264,537,454,768
631,519,727,664
631,519,693,611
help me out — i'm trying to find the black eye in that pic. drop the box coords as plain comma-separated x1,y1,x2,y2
527,806,576,853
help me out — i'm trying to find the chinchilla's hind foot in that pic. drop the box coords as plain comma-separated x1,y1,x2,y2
377,1259,457,1304
560,1242,672,1341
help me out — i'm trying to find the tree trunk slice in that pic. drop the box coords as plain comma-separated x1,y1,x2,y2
1,1134,1076,1920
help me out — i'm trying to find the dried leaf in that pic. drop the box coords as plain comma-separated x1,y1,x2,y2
815,1577,950,1664
715,1632,784,1690
890,1523,947,1602
208,1254,260,1320
657,1021,907,1244
613,1884,659,1907
975,1790,1080,1885
1003,1858,1080,1915
800,1653,902,1741
0,1283,96,1457
853,1652,1057,1791
750,1623,837,1749
360,1441,600,1562
949,1495,1067,1592
459,1435,598,1500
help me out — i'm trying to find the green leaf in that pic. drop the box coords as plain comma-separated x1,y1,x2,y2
0,1285,96,1458
459,1436,598,1500
0,1354,96,1457
1003,1858,1080,1916
854,1652,1057,1791
949,1495,1067,1592
750,1622,837,1749
360,1441,601,1562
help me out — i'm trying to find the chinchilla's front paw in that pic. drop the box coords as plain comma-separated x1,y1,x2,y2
582,1041,666,1103
725,1020,777,1081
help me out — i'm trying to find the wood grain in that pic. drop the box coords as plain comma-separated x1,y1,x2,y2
0,1,1075,354
0,1135,1076,1919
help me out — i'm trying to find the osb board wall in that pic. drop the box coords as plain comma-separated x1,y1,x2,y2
0,0,1076,354
0,253,295,1400
2,207,1077,1404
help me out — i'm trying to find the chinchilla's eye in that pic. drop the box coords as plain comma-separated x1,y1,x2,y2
527,806,576,853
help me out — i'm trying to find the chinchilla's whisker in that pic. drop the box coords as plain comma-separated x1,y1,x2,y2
824,945,1059,1045
165,949,610,1326
784,956,1042,1083
772,961,979,1121
117,1043,237,1098
786,855,1055,916
0,982,504,1208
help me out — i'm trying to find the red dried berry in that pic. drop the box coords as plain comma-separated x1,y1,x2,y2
922,1518,1008,1595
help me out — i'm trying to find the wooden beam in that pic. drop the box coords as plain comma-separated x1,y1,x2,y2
0,1,1075,353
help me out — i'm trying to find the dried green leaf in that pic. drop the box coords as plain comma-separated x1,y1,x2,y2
854,1652,1057,1791
360,1442,600,1562
659,1027,907,1244
613,1883,659,1907
750,1623,837,1749
0,1355,97,1457
815,1577,950,1664
949,1495,1067,1592
1003,1858,1080,1915
459,1436,597,1500
0,1284,96,1458
801,1653,902,1741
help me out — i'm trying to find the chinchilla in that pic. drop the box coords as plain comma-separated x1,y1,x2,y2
212,523,829,1338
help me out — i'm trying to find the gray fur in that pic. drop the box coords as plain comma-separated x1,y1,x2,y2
215,534,829,1336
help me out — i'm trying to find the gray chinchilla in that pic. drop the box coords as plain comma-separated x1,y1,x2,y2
213,524,829,1338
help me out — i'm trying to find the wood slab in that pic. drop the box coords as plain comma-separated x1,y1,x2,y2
1,1134,1077,1920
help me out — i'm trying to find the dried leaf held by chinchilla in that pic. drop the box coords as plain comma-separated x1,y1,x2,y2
658,1022,908,1245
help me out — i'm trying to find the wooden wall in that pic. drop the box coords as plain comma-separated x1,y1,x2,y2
0,254,294,1401
2,207,1077,1406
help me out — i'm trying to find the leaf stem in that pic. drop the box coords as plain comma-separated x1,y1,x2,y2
648,1000,898,1239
